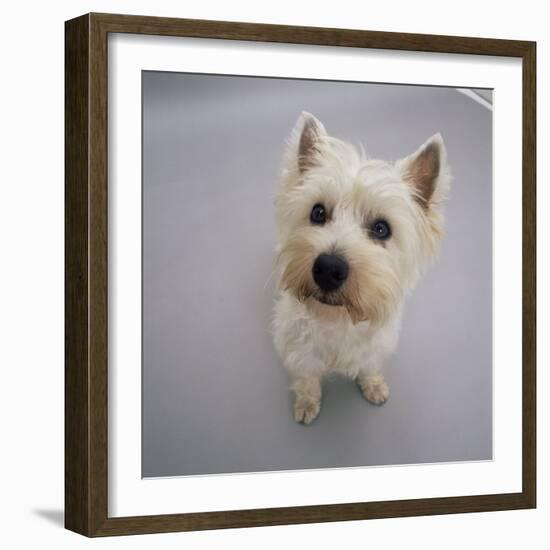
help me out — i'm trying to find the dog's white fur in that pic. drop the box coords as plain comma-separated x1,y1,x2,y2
273,112,450,424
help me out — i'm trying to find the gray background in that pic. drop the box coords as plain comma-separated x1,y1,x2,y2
142,72,492,478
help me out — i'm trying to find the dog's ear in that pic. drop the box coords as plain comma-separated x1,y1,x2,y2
288,112,327,174
398,134,449,209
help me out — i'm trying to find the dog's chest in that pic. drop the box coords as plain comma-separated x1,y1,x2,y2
309,318,373,373
273,292,400,376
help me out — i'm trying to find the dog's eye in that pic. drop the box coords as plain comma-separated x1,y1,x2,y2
371,219,391,240
310,203,327,225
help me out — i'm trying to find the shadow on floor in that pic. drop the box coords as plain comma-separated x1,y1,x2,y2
33,508,64,527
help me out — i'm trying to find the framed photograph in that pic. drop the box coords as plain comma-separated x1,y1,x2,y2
65,12,536,537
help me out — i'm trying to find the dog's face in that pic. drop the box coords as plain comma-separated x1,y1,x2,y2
275,112,450,325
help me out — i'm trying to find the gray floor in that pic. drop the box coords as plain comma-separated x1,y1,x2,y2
142,73,493,478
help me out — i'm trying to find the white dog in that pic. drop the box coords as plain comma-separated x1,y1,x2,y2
273,112,450,424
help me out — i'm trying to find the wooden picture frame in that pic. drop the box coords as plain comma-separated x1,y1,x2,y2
65,12,536,537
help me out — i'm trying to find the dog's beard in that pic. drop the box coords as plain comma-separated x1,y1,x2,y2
278,238,403,326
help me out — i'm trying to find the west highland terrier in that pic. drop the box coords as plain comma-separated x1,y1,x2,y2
273,112,450,424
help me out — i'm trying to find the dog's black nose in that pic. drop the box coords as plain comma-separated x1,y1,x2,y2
312,254,349,292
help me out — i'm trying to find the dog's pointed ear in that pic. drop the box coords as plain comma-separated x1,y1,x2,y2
398,133,449,209
289,112,327,174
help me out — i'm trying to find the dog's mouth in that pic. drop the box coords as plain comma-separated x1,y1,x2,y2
315,293,344,307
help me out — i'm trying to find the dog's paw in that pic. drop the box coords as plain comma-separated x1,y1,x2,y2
358,375,390,405
293,398,321,424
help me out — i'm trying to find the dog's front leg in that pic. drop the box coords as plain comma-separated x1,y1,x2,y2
290,374,322,424
356,364,390,405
